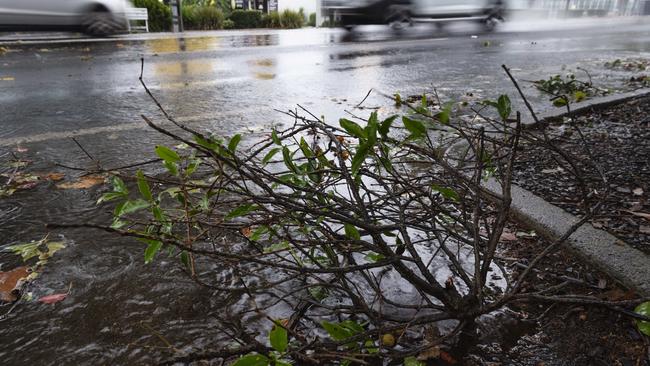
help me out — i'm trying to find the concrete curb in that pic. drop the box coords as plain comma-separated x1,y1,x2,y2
525,88,650,128
484,91,650,296
484,180,650,297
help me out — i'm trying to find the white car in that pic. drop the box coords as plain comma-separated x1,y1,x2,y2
0,0,133,36
323,0,506,31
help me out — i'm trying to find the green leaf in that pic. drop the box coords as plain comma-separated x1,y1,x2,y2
321,321,354,341
228,134,242,153
436,103,453,124
163,161,178,176
270,321,289,353
404,356,425,366
431,184,459,202
262,148,281,164
402,116,426,138
185,159,200,177
250,226,269,241
574,90,587,102
340,118,367,139
194,135,221,151
136,170,153,202
553,97,568,107
144,240,162,264
232,354,270,366
635,301,650,336
299,137,314,159
308,286,327,301
379,115,398,138
282,147,297,173
271,129,281,145
111,176,128,194
225,204,258,221
97,191,127,204
155,145,180,163
115,199,150,217
344,223,361,241
365,252,385,262
350,143,369,176
497,94,512,120
180,251,190,269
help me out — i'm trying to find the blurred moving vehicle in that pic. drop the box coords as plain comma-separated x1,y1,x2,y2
0,0,133,36
323,0,506,31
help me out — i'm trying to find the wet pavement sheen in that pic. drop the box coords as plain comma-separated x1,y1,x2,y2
1,20,650,364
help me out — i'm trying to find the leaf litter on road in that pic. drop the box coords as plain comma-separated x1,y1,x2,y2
56,174,105,189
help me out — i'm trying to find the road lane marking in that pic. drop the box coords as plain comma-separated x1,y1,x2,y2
0,113,237,147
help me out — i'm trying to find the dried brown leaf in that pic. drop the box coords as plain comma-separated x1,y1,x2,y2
56,175,105,189
0,266,30,303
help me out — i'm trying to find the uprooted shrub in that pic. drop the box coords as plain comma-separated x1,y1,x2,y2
88,64,650,364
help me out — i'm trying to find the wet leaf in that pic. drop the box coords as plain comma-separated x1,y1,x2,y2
633,187,644,196
344,223,361,241
240,227,253,237
38,292,67,304
417,346,440,360
439,350,457,364
634,301,650,336
405,356,425,366
339,118,367,139
155,145,180,163
0,266,30,302
225,204,258,221
136,170,153,201
232,354,270,366
402,116,426,138
381,333,396,347
143,240,162,264
431,184,459,201
56,174,105,189
40,172,65,181
269,321,288,353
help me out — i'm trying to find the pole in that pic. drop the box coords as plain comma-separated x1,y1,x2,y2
170,0,184,32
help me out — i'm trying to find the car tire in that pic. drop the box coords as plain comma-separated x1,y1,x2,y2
82,11,118,37
387,7,412,31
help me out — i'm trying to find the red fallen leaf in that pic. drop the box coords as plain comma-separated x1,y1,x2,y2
38,293,67,304
439,350,457,364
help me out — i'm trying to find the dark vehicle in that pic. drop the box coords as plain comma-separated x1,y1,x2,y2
324,0,506,31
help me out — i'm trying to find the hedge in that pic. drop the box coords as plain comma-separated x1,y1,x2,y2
229,9,263,29
132,0,172,32
183,5,225,30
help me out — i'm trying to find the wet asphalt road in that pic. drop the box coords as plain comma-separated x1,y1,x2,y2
1,18,650,365
2,18,650,168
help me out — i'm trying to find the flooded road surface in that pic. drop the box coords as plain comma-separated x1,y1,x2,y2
1,19,650,364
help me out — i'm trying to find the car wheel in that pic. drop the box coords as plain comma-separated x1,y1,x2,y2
82,11,118,37
388,10,412,31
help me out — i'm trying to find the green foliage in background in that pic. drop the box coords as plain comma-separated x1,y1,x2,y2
133,0,172,32
262,9,304,29
183,5,225,30
228,9,263,28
